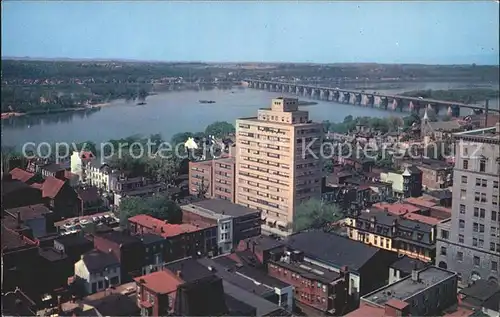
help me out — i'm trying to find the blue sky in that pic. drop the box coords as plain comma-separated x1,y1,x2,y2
2,1,499,64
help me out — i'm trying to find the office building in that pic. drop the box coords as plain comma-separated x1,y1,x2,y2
436,123,500,286
189,157,236,202
235,97,323,236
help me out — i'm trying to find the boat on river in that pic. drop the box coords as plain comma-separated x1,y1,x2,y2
199,100,216,104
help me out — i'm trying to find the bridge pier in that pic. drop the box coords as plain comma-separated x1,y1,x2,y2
355,94,362,105
342,92,351,104
367,95,375,108
380,97,388,110
332,91,340,102
451,105,460,117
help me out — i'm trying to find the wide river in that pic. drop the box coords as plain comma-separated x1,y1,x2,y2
2,84,499,149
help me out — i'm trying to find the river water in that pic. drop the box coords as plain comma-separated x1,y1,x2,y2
2,84,499,149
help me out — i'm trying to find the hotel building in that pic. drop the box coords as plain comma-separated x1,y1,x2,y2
235,97,323,236
436,123,500,286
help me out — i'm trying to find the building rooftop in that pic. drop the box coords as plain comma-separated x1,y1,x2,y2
356,210,435,244
76,186,101,203
241,235,284,253
212,253,290,289
1,178,34,195
454,125,500,142
460,279,500,310
270,256,341,284
43,162,65,173
198,257,276,297
164,257,215,283
128,214,204,238
221,280,284,316
390,256,428,274
95,230,141,245
80,249,119,273
54,233,93,248
187,199,260,218
39,246,68,262
134,270,182,295
9,167,35,183
344,303,386,317
4,204,52,220
1,225,38,250
373,202,421,216
363,266,456,306
286,231,380,271
41,176,66,198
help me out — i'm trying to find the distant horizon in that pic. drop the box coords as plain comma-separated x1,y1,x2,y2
2,1,499,65
2,55,499,67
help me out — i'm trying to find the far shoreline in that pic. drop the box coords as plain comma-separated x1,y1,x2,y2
1,102,112,120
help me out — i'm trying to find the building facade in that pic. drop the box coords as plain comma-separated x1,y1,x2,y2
188,157,236,202
346,210,436,263
235,97,323,236
436,124,500,286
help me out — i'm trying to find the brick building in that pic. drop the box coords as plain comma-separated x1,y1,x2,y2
188,157,236,202
128,214,218,260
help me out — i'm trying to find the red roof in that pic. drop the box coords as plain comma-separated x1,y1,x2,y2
134,270,182,294
129,214,201,238
344,304,385,317
404,212,441,225
41,176,65,198
386,298,409,310
373,202,421,216
404,197,437,209
9,168,35,183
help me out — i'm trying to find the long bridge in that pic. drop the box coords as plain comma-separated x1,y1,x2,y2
243,79,499,116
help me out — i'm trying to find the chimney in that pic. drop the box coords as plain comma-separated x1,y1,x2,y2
411,262,420,282
16,211,22,225
176,270,182,278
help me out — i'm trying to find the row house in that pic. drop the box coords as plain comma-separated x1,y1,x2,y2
74,249,121,294
93,230,145,282
267,249,349,316
128,214,218,261
345,209,437,263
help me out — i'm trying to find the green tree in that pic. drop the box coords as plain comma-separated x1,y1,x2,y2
293,198,342,232
205,121,235,138
119,196,182,227
323,158,334,173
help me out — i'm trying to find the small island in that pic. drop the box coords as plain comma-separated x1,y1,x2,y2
298,100,318,106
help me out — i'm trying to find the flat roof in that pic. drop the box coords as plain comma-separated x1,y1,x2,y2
363,266,456,306
222,280,283,316
185,199,260,218
237,117,321,127
454,126,499,141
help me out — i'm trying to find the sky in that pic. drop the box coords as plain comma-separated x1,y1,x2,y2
1,1,499,65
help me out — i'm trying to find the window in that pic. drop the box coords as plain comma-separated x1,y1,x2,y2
480,224,485,233
494,181,499,189
440,246,447,255
459,220,465,229
480,159,486,172
482,179,487,187
493,195,498,206
479,239,484,248
441,230,449,240
460,205,466,214
492,226,498,238
475,192,480,202
457,251,463,261
494,211,499,222
490,242,496,251
473,256,480,266
492,261,498,272
476,178,481,186
461,190,467,200
474,207,479,217
473,223,479,232
459,234,464,243
473,238,478,246
463,160,469,170
461,176,468,184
